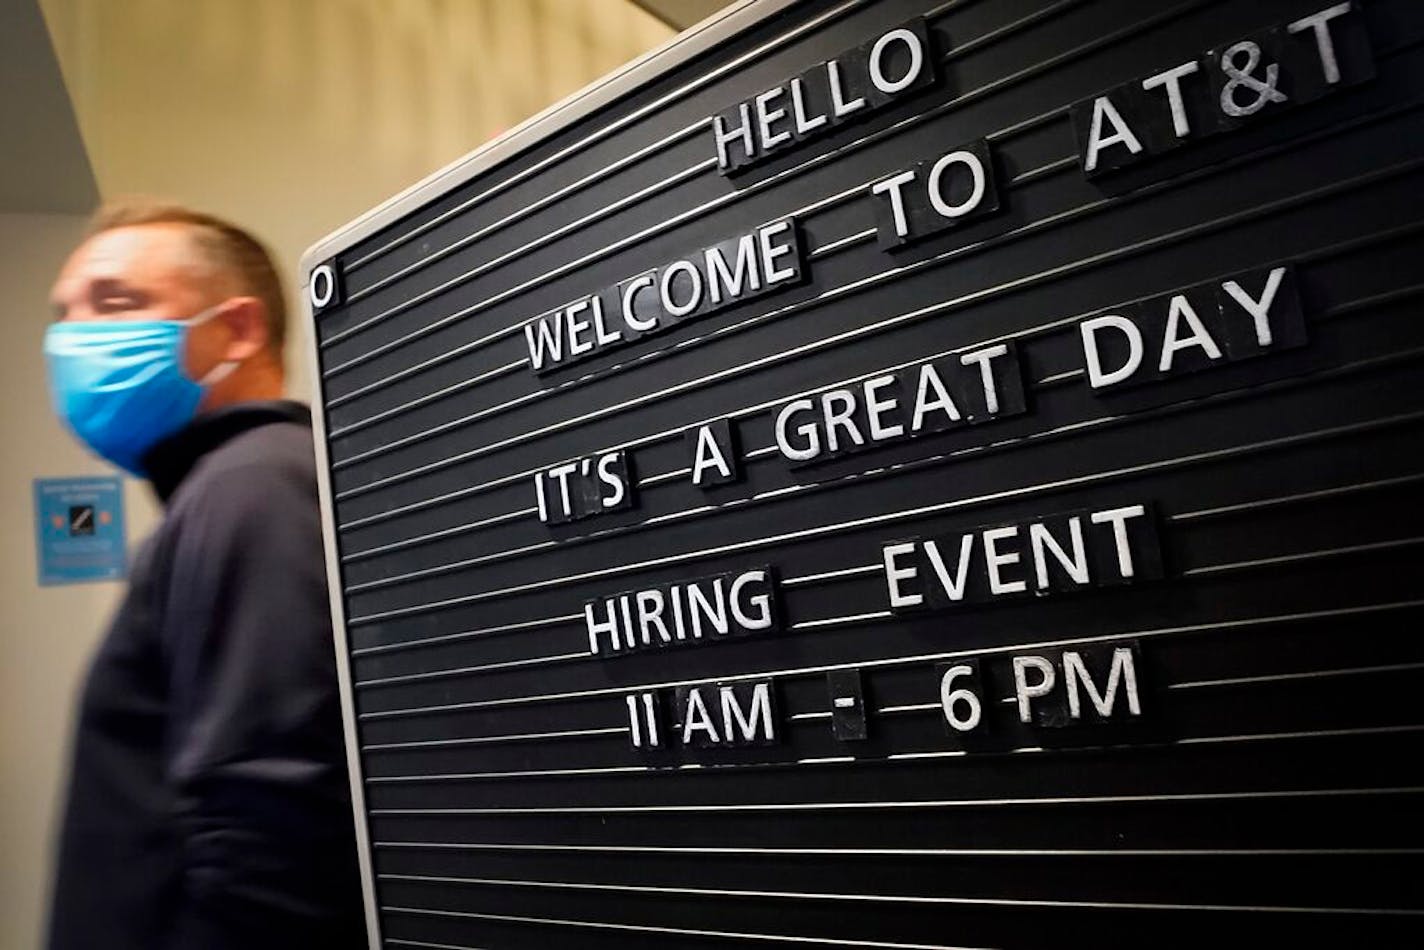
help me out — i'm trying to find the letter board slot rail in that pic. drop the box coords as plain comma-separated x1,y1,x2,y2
302,0,1424,946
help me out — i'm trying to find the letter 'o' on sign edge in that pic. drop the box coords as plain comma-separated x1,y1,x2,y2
309,261,344,314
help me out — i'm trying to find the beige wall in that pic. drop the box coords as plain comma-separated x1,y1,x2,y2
41,0,674,398
0,212,161,950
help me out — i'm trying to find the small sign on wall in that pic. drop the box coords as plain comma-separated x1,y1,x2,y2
33,477,126,586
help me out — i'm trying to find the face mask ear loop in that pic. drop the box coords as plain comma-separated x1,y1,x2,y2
181,303,225,328
183,302,243,388
198,360,239,387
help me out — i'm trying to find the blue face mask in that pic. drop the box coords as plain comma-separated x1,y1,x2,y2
43,307,236,476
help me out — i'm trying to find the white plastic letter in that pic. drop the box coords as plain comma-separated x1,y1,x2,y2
691,425,733,486
775,398,821,462
983,526,1027,595
704,235,761,306
871,170,917,240
585,599,622,655
682,688,721,744
1159,295,1223,372
596,453,626,509
660,260,704,318
729,571,773,630
924,534,975,602
863,374,904,440
960,343,1009,415
524,313,565,370
939,665,982,732
869,28,925,95
827,59,866,117
1083,96,1144,172
757,220,798,285
1029,518,1089,590
1064,648,1142,719
1091,504,1148,579
882,542,923,608
1287,2,1353,85
754,86,792,150
1080,315,1144,388
721,682,775,743
621,273,659,332
789,77,828,134
1013,656,1056,723
1141,61,1201,138
821,389,865,453
1222,266,1286,347
911,363,961,430
927,150,987,219
714,102,755,170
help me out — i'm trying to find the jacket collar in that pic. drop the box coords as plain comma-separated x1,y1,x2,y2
141,400,310,504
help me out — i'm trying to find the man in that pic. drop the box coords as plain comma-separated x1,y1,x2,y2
43,204,367,949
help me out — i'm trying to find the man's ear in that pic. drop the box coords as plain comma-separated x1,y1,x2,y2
218,296,271,362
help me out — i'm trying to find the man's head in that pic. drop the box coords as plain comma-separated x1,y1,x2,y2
51,202,287,405
45,202,289,475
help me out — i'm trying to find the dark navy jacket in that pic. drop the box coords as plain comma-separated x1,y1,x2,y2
47,402,367,950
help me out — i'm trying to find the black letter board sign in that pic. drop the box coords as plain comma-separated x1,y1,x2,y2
302,1,1424,946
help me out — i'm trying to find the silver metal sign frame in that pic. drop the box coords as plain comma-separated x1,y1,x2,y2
299,1,811,942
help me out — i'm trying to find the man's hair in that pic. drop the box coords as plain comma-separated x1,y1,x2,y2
88,201,288,352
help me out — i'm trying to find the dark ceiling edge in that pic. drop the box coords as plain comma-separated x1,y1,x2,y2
0,0,100,214
630,0,738,33
629,0,684,32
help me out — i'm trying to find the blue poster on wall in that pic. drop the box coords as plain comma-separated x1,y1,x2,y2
33,476,127,586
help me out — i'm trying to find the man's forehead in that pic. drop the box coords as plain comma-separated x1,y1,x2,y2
63,224,203,283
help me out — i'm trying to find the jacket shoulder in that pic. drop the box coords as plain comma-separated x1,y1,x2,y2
167,422,318,517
